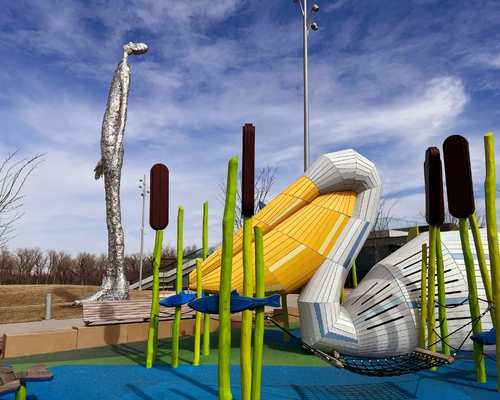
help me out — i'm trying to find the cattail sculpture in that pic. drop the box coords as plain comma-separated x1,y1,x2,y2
202,201,211,356
146,163,168,368
424,147,449,356
219,156,238,400
240,123,255,400
443,135,486,383
484,132,500,390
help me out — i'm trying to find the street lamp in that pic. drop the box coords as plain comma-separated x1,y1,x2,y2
293,1,319,172
138,174,149,290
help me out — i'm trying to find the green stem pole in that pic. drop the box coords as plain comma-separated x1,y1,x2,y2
419,243,427,348
219,156,238,400
202,201,211,356
251,226,265,400
281,293,290,343
427,226,437,357
171,206,184,368
469,213,495,325
459,218,487,383
484,132,500,390
146,229,163,368
193,258,203,366
15,383,26,400
240,217,254,400
435,228,450,355
351,261,358,288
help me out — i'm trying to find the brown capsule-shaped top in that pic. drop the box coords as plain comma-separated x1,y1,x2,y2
442,135,475,218
149,163,169,230
424,147,445,226
241,123,255,218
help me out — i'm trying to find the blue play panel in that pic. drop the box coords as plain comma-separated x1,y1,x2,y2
1,356,498,400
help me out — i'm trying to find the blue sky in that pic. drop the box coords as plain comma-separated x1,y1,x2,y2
1,0,500,255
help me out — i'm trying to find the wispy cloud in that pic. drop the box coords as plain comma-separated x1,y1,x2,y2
1,0,500,255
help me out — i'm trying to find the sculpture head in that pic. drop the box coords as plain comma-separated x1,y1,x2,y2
123,42,149,56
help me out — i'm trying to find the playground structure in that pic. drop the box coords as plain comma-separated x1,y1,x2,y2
3,128,500,400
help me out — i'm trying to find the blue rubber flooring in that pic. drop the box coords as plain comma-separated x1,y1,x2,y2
1,357,498,400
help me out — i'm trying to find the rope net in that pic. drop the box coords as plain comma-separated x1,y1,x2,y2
265,316,454,377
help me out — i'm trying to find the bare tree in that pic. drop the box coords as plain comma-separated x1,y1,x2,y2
0,151,43,247
219,166,278,229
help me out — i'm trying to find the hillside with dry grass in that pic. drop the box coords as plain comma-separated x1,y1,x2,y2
0,285,152,324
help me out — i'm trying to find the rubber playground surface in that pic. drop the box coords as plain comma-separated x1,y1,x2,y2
2,328,498,400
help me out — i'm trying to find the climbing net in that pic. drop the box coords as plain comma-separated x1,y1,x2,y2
265,295,497,377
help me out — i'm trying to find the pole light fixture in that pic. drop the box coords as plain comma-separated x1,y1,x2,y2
293,0,320,172
138,174,149,290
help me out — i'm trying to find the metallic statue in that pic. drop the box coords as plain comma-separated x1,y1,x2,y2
75,42,148,304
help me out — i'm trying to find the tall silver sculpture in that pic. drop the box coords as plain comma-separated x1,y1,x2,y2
75,42,148,304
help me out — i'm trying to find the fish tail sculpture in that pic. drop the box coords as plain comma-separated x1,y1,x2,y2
75,42,148,304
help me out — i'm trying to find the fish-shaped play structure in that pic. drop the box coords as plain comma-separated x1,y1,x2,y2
159,291,197,307
189,149,495,357
189,291,281,314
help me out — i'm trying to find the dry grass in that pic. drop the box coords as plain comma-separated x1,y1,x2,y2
0,285,153,324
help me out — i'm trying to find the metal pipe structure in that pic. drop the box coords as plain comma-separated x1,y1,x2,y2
303,0,309,172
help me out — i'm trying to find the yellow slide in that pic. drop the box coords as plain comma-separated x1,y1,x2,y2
189,175,356,294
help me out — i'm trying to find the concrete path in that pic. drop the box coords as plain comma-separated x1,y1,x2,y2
0,319,83,336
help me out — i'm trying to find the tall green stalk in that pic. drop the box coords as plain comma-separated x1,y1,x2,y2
459,218,487,383
469,213,495,325
219,156,238,400
419,243,427,348
435,229,450,355
146,229,163,368
171,206,184,368
251,226,265,400
202,201,211,356
351,261,358,288
484,132,500,390
15,383,26,400
193,258,203,366
240,217,254,400
427,226,437,356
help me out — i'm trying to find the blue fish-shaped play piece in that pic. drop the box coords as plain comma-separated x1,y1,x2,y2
159,291,197,307
471,328,496,345
188,291,281,314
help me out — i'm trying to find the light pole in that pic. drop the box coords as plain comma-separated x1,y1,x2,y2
138,174,149,290
294,1,319,172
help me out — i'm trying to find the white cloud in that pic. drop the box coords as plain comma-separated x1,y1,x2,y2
3,0,500,258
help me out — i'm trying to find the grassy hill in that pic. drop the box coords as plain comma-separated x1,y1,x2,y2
0,285,152,324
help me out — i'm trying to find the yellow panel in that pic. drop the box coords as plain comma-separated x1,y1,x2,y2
189,175,357,294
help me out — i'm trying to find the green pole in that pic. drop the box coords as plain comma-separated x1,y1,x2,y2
251,226,265,400
146,229,163,368
340,288,345,304
351,260,358,288
419,243,428,348
219,156,238,400
484,132,500,390
171,206,184,368
459,218,487,383
435,228,450,355
281,293,290,342
15,383,26,400
427,226,437,357
202,201,211,356
193,258,203,366
240,217,254,400
469,213,495,325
